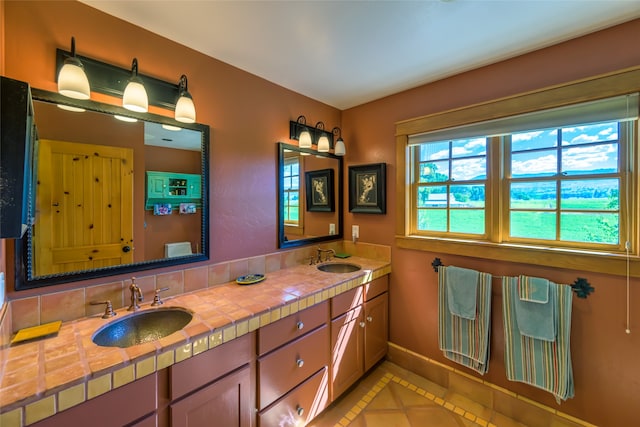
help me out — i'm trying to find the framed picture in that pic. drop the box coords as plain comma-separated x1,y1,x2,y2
349,163,386,214
305,168,335,212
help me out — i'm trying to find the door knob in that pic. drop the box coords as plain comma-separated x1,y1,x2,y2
122,245,131,253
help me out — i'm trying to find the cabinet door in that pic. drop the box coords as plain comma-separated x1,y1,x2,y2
364,292,389,372
330,305,364,400
147,173,168,198
170,366,251,427
186,175,202,198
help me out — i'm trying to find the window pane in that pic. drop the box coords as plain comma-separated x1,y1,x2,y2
417,209,447,231
560,212,618,244
510,211,556,240
451,184,485,207
561,122,618,146
419,160,449,182
560,179,619,210
511,150,557,178
451,138,486,158
419,141,449,161
561,143,618,176
451,158,486,181
450,210,484,234
512,128,558,152
510,181,556,209
417,186,447,207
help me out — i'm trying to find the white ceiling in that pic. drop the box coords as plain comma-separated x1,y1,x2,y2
81,0,640,110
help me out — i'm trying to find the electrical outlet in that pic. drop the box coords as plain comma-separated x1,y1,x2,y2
352,225,359,238
329,223,336,235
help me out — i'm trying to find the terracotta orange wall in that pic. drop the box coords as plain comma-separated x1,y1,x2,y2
343,19,640,427
1,0,340,294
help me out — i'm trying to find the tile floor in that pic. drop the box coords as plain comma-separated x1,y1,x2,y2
309,361,527,427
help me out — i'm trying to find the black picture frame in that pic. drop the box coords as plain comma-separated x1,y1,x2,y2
305,168,335,212
349,163,386,214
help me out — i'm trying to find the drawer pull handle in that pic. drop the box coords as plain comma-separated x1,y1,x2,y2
359,321,366,328
297,406,304,417
296,321,304,330
367,316,373,322
296,358,304,368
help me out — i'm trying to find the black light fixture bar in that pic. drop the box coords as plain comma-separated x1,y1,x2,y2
289,119,334,147
55,49,179,110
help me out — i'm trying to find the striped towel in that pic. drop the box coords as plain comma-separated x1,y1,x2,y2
502,277,574,402
438,266,492,375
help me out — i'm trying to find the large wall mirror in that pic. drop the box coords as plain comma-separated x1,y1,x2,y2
14,89,209,290
278,142,343,248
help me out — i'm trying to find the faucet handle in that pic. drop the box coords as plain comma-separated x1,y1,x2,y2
90,300,117,319
151,287,170,306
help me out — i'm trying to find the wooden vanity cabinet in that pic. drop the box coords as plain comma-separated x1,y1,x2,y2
257,300,330,426
330,276,389,401
31,373,157,427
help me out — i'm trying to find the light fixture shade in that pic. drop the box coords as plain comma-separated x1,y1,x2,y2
317,135,330,152
57,37,90,100
334,137,346,156
123,58,148,113
123,79,148,112
175,94,196,123
299,129,312,148
175,75,196,123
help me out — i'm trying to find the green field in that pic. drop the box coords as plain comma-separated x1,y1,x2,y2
418,197,618,244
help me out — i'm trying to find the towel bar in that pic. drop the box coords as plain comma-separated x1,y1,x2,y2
431,257,594,299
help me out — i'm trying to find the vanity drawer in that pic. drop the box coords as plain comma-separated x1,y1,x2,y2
364,276,389,301
258,367,329,427
258,300,328,356
258,324,329,410
331,286,363,319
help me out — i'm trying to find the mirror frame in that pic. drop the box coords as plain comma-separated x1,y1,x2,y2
14,88,210,290
277,142,343,248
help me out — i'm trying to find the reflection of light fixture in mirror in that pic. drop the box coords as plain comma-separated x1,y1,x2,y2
122,58,148,113
175,74,196,123
316,122,330,152
57,37,91,100
57,104,86,113
332,127,345,156
114,115,138,123
162,124,182,131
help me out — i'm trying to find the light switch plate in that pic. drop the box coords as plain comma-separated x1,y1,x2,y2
352,225,359,238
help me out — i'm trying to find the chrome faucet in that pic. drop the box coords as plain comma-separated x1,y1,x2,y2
316,247,336,263
128,277,143,311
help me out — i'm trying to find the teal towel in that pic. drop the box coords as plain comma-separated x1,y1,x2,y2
439,266,492,375
502,277,574,402
445,266,479,320
515,276,555,341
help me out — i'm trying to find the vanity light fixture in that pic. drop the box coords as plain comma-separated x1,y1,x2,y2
57,37,91,100
332,127,346,156
289,115,334,151
114,115,138,123
175,75,196,123
316,122,330,152
162,124,182,131
122,58,149,113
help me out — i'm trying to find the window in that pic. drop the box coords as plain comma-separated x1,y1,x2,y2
397,68,640,274
283,157,300,225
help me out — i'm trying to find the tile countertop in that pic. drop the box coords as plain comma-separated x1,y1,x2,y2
0,257,391,420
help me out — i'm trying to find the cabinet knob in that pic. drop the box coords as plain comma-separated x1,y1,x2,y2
296,406,304,417
367,316,373,323
359,321,366,328
296,321,304,330
296,358,304,368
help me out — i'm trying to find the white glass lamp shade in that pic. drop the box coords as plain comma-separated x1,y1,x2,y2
57,60,90,100
299,129,312,148
175,94,196,123
122,79,148,113
334,137,346,156
317,135,330,152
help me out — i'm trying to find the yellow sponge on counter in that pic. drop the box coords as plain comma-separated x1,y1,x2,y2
11,320,62,345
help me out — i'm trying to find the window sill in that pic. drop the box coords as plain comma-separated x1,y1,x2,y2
395,235,640,278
